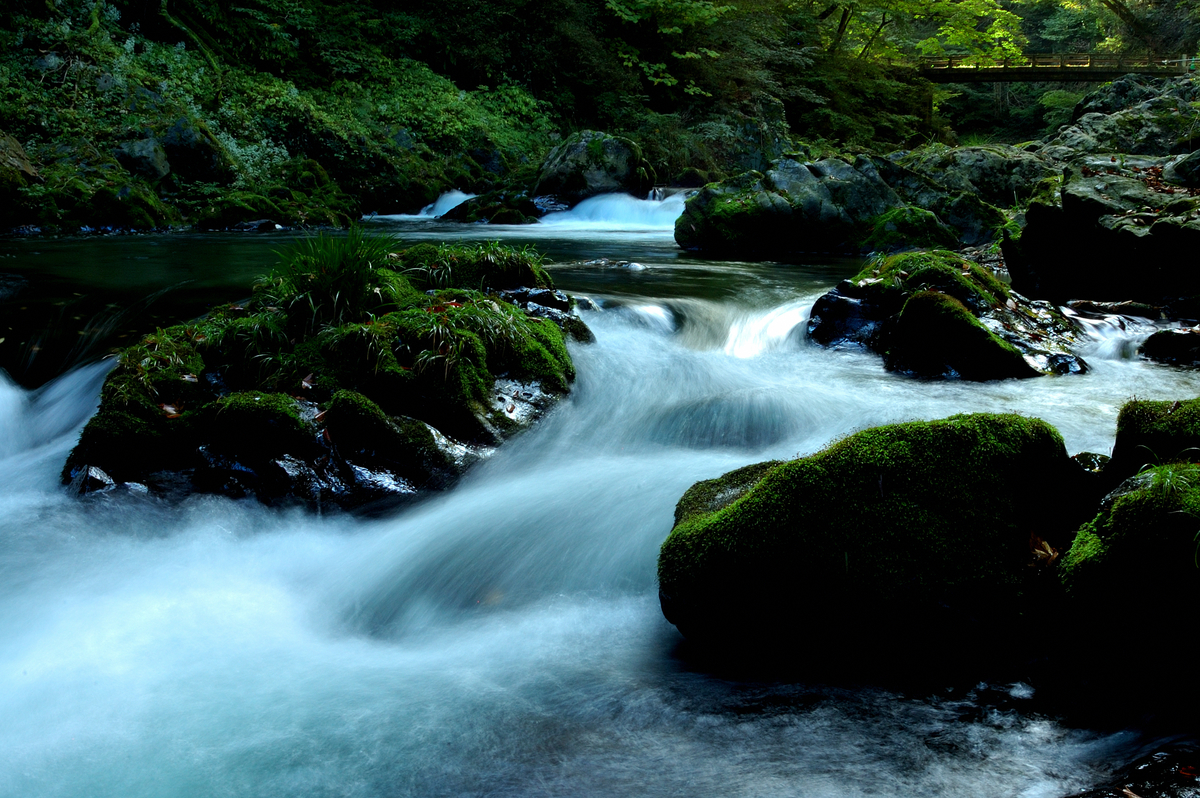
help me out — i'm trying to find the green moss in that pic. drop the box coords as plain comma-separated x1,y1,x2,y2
859,207,960,253
1060,464,1200,609
1109,397,1200,482
659,413,1079,640
673,461,783,527
853,249,1009,312
207,391,314,457
322,389,452,480
882,291,1036,381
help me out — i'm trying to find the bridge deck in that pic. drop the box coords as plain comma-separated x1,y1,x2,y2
919,53,1190,83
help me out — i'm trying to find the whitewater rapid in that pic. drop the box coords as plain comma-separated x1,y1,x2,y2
1,229,1191,797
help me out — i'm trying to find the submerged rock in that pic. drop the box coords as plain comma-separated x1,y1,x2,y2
658,413,1087,649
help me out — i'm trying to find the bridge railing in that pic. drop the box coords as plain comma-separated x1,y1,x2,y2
919,53,1189,74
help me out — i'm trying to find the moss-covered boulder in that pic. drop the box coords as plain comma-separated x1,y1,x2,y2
674,152,1016,259
881,291,1039,380
807,251,1086,380
1059,463,1200,631
1107,397,1200,486
893,144,1057,208
658,413,1086,648
674,156,904,257
860,207,960,253
62,231,588,510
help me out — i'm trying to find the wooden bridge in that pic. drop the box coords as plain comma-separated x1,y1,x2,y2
919,53,1192,83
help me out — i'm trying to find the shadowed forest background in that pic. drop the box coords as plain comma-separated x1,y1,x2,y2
3,0,1200,230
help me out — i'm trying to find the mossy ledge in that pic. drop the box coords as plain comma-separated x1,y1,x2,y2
62,231,590,511
658,413,1089,653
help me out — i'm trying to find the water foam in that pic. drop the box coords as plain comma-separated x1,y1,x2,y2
539,193,686,230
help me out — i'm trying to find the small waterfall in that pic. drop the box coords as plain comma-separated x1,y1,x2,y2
723,300,811,358
419,190,476,217
373,190,476,220
1064,307,1169,361
539,193,686,229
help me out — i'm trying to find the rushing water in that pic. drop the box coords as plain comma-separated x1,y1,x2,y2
0,197,1194,796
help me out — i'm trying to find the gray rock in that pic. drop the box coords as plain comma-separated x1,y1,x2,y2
534,130,655,205
114,138,170,179
1163,149,1200,186
898,145,1057,207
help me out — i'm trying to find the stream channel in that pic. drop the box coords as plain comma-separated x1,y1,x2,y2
0,193,1196,796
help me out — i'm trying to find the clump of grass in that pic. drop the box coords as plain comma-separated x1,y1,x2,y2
402,240,552,291
254,227,406,336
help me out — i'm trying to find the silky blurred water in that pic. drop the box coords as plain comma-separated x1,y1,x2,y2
0,199,1191,797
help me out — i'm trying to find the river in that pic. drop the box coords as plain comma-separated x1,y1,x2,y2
0,194,1193,796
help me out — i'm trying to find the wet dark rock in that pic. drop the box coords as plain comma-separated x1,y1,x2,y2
67,465,115,496
805,279,900,349
231,219,282,232
498,287,571,312
1067,299,1165,319
1140,326,1200,365
497,287,594,341
1163,149,1200,187
1072,451,1111,474
1064,742,1200,798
